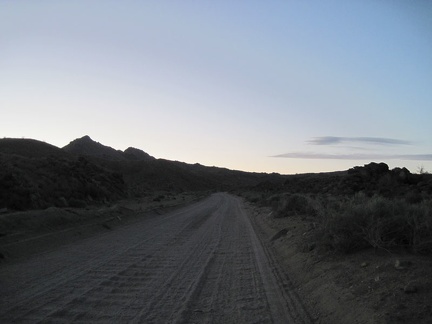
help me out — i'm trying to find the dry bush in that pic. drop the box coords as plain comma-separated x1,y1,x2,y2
315,193,432,254
268,191,432,254
405,200,432,253
274,193,319,218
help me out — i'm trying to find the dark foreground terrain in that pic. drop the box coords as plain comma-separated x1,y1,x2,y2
2,191,430,323
0,193,312,323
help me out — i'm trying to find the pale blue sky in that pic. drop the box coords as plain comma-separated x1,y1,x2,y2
1,1,431,174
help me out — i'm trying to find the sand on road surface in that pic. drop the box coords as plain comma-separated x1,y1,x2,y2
0,193,312,323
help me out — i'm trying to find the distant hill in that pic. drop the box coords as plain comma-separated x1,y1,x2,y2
0,135,286,210
124,147,155,161
62,135,125,160
0,137,125,210
0,138,69,158
62,135,155,161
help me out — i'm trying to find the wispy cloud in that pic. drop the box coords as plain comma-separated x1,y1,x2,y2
307,136,412,146
272,152,432,161
272,136,429,161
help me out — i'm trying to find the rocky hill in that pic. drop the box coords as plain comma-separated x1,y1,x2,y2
271,162,432,199
0,138,125,210
61,136,285,195
0,138,69,159
63,135,155,161
0,136,285,210
123,147,154,161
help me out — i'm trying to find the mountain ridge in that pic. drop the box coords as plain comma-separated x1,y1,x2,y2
0,136,286,210
62,135,155,161
0,138,69,158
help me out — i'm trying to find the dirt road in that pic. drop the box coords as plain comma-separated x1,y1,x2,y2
0,193,312,323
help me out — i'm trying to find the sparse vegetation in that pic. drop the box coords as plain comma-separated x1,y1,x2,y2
241,162,432,255
417,165,430,174
272,193,318,218
0,150,125,210
263,191,432,254
315,193,432,254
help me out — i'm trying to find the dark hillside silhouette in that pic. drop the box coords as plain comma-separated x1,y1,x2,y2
0,138,69,159
63,135,155,161
0,136,285,210
63,135,127,160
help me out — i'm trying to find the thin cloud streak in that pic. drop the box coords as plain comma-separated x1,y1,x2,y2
273,152,432,161
308,136,412,146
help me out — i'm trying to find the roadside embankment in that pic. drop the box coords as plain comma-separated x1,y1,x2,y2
0,192,208,262
245,200,432,324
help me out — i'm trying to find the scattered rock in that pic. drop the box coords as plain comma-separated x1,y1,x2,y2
58,197,69,208
395,259,412,270
102,223,112,230
404,282,418,294
361,262,369,268
307,242,316,251
270,228,289,242
396,303,407,310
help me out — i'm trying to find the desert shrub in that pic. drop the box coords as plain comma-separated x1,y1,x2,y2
83,182,100,199
241,192,262,204
153,195,165,202
275,193,319,218
68,198,87,208
5,189,33,210
249,197,259,203
316,193,432,254
405,200,432,253
404,191,423,204
316,194,369,253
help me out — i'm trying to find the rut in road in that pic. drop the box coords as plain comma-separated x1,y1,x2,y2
0,193,312,323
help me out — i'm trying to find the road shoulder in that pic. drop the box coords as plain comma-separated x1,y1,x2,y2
243,199,432,324
0,192,207,263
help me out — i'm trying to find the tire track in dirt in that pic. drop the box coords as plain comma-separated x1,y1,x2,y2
0,197,221,322
0,193,312,323
237,199,312,324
